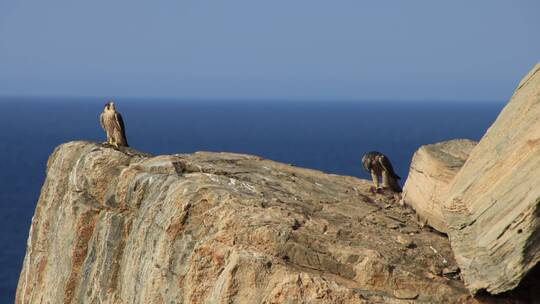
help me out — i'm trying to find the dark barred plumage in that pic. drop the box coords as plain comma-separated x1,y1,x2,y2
361,151,401,192
100,102,128,147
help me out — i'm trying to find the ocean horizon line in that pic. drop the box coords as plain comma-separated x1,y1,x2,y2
0,94,507,106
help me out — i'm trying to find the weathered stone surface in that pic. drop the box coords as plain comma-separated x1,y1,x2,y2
444,62,540,295
16,141,483,303
402,139,477,233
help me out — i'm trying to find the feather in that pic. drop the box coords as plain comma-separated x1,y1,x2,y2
114,112,129,147
378,155,400,180
99,113,105,130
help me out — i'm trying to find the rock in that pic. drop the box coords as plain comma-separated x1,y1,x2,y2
393,289,419,300
429,264,442,276
16,141,480,303
402,139,477,233
395,235,416,249
443,266,460,276
444,62,540,295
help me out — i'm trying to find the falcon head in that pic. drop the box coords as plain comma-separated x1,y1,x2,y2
104,101,116,111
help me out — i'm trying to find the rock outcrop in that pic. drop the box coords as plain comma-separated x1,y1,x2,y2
17,141,478,303
402,139,477,233
444,62,540,295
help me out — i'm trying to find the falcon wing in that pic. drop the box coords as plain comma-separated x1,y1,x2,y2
378,155,400,180
115,112,129,147
99,112,105,130
361,154,371,172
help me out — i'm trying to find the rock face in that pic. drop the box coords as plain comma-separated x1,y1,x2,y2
402,139,477,233
444,62,540,295
16,141,477,304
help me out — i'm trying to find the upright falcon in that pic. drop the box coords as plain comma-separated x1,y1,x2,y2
361,151,402,192
100,101,129,148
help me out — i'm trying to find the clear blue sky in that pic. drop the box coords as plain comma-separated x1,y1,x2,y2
0,0,539,102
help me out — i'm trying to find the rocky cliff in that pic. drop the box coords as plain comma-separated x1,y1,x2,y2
402,139,477,233
444,62,540,295
17,141,478,304
18,62,540,303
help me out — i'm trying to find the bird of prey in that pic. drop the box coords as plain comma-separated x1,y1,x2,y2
100,101,128,148
361,151,402,192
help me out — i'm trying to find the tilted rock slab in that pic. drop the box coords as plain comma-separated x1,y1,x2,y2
402,139,477,233
444,62,540,295
17,141,477,303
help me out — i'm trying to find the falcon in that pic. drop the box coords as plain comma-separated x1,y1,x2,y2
100,101,128,147
361,151,402,192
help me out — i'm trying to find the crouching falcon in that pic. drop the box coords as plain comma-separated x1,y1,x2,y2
361,151,402,192
100,101,129,147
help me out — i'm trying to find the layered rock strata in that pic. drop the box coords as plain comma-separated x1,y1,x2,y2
17,141,475,303
402,139,477,233
444,62,540,295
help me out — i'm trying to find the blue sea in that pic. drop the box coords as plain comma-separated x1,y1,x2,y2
0,97,504,302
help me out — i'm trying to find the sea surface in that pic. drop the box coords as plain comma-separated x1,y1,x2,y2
0,97,504,302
